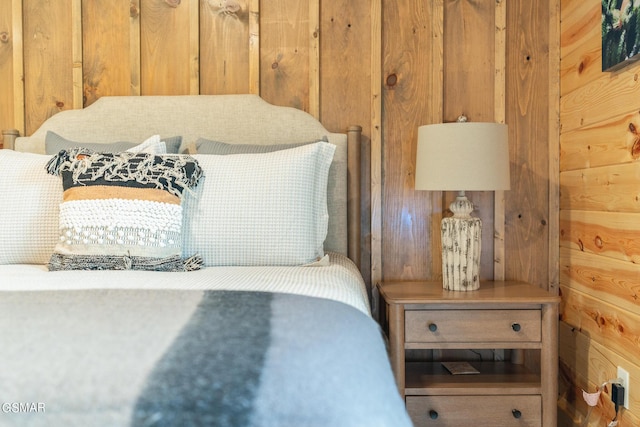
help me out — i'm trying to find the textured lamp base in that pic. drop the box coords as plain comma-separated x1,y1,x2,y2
441,215,481,291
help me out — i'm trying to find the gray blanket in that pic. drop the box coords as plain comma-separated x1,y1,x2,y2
0,289,411,426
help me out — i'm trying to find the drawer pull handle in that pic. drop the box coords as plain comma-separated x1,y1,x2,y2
511,323,521,332
512,409,522,419
429,410,439,419
428,323,438,332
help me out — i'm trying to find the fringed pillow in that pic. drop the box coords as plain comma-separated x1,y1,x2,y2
45,148,203,272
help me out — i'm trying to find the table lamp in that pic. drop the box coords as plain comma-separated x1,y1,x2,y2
415,117,510,291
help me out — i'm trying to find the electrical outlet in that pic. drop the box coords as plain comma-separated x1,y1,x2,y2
617,366,630,410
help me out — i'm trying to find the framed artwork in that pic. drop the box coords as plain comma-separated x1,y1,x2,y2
602,0,640,71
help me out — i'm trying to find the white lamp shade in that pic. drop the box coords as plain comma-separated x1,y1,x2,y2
415,122,510,191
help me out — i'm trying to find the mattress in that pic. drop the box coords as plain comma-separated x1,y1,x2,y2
0,252,370,315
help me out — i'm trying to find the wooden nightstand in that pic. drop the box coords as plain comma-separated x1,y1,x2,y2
377,280,560,427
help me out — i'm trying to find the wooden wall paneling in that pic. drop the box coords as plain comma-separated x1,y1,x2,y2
504,0,550,288
0,0,15,146
82,1,133,106
11,0,24,138
71,0,82,108
560,284,640,373
494,0,506,281
260,0,310,111
560,110,640,171
248,0,259,94
559,13,600,97
443,0,495,121
560,162,640,212
559,0,599,61
381,0,438,281
561,0,640,424
188,0,198,94
428,0,444,282
561,68,640,133
23,0,73,135
548,0,560,294
140,0,195,95
429,0,443,124
319,0,373,287
542,0,560,295
200,0,251,95
493,0,507,363
558,322,640,426
318,0,372,133
308,0,319,119
443,0,496,281
560,210,640,263
370,0,382,301
560,247,640,316
131,0,141,96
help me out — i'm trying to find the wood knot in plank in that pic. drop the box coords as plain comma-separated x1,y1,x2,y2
130,2,139,18
594,235,603,248
55,101,64,109
0,32,9,43
630,122,640,158
386,73,398,88
165,0,181,7
207,0,242,17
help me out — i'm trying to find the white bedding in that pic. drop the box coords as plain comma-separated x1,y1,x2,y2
0,252,370,315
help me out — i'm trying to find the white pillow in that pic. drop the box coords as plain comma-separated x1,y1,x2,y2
0,139,175,265
182,141,336,266
0,150,61,264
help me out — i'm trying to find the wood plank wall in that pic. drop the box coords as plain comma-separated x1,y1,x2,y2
559,0,640,425
378,0,557,300
1,0,558,380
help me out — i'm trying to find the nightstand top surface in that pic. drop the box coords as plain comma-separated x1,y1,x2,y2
378,280,560,305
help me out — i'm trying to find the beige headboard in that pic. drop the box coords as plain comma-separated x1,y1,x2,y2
7,95,361,267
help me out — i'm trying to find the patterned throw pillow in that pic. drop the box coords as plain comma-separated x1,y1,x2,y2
45,148,203,271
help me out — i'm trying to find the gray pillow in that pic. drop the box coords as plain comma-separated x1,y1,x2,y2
45,131,182,155
194,136,328,155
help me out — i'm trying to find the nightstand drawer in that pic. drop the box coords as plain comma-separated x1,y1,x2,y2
405,310,541,343
406,395,541,427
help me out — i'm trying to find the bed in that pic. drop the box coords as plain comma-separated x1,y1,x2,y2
0,95,411,427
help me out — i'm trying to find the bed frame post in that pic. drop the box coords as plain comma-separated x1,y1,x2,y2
2,129,19,150
347,125,362,271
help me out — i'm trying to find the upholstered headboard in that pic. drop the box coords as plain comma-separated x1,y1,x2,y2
7,95,361,266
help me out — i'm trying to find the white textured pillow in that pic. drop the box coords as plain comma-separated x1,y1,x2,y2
0,150,61,264
0,139,177,266
182,141,336,266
